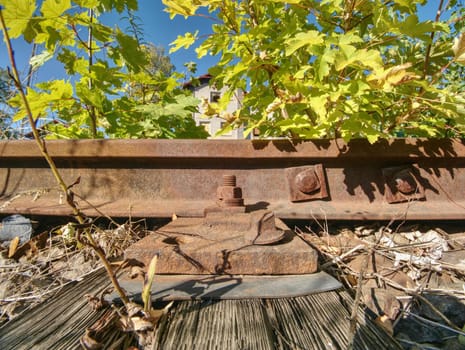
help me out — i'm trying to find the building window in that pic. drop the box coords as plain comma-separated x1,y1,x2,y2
210,91,221,103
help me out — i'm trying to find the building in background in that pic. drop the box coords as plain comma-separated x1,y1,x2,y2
184,74,246,139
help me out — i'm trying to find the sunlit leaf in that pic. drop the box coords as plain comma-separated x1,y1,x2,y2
74,0,100,7
10,80,74,121
169,31,198,53
162,0,197,18
41,0,71,18
285,30,323,56
1,0,36,38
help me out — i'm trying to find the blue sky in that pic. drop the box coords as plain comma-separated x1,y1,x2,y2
0,1,441,84
111,2,218,75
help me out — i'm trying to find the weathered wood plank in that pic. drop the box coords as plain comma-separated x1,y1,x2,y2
0,268,112,350
0,268,401,349
265,291,402,350
153,299,277,350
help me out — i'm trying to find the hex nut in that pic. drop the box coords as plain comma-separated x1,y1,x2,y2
217,186,243,199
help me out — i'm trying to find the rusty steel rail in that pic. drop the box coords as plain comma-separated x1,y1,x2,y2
1,138,465,220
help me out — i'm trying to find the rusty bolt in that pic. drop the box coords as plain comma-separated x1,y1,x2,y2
217,174,244,207
393,169,417,195
294,168,320,194
222,174,237,186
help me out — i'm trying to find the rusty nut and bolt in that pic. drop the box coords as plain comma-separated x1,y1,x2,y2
217,175,244,207
393,169,417,195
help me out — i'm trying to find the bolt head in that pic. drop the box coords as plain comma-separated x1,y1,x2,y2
394,169,417,195
294,168,320,194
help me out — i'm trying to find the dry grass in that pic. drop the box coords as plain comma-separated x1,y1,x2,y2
295,219,465,349
0,219,148,325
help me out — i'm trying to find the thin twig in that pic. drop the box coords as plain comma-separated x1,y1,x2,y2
72,192,121,227
320,244,366,269
348,251,369,346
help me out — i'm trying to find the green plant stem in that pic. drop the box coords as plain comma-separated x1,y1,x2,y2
77,230,130,306
1,13,84,224
87,8,97,138
20,42,37,138
0,8,129,307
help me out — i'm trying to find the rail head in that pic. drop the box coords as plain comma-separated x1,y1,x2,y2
1,138,464,160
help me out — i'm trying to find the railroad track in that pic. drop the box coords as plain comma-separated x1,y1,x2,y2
1,138,462,349
1,138,464,220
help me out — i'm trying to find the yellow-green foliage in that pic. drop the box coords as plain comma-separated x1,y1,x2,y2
0,0,209,139
165,0,465,142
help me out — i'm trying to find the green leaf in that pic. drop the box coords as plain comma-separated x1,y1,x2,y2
308,94,328,119
37,79,73,98
317,48,336,80
1,0,36,38
364,130,380,144
295,65,312,79
135,95,199,119
74,0,100,7
336,47,383,71
285,30,323,56
276,116,312,132
169,31,198,53
90,22,112,43
268,0,302,3
338,32,363,46
76,80,105,109
57,48,88,75
11,80,74,121
215,122,235,137
41,0,71,18
21,17,41,42
397,15,438,41
162,0,198,18
142,254,158,312
115,29,148,72
335,44,357,71
392,0,419,13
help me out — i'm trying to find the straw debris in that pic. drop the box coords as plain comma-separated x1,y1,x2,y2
0,220,147,325
298,221,465,349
